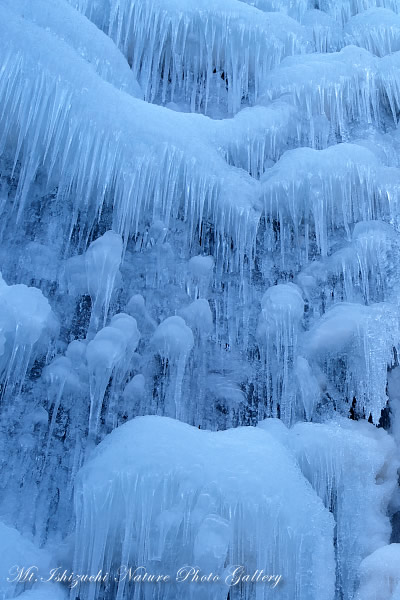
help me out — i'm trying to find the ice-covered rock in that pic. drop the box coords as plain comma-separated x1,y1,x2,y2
0,274,57,397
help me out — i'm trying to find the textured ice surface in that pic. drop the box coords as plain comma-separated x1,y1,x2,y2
256,283,304,424
0,5,261,265
304,302,399,421
0,522,51,599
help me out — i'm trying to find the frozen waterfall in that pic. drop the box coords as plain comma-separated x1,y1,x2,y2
1,0,400,599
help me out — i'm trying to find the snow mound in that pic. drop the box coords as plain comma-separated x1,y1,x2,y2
356,544,400,600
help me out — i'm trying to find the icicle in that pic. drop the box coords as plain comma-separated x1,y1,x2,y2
256,283,304,424
150,317,194,420
85,231,123,335
86,314,140,441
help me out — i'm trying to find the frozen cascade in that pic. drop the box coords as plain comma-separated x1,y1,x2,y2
68,0,311,115
150,317,194,420
2,0,400,599
86,313,140,440
297,221,400,308
84,231,123,335
73,416,335,600
262,144,384,261
259,418,398,600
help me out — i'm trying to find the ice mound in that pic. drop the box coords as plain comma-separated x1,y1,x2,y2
355,544,400,600
259,418,398,600
73,415,335,600
262,143,382,259
262,46,380,137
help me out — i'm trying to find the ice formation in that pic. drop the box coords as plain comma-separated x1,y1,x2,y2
73,416,335,600
69,0,311,114
259,418,398,600
304,302,399,421
345,8,400,57
2,0,400,599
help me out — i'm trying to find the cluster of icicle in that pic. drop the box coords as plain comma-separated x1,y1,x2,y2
3,0,400,599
